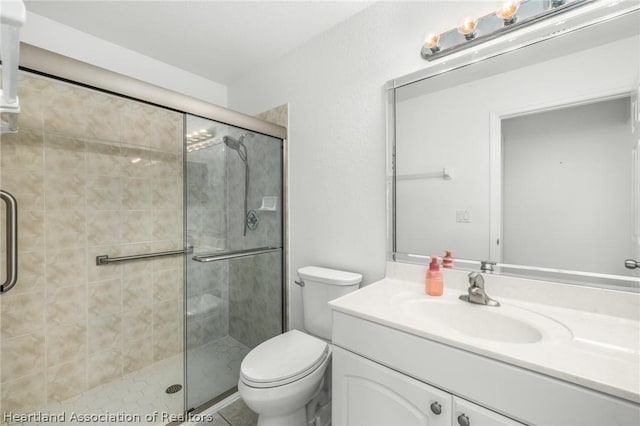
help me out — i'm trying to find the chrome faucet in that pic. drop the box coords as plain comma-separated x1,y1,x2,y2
459,272,500,307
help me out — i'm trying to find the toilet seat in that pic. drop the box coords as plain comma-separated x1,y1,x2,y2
240,330,329,388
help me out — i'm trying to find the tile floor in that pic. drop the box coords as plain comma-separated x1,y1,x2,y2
2,336,251,426
207,399,257,426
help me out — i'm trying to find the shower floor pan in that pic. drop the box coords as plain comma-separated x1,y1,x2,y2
10,336,249,426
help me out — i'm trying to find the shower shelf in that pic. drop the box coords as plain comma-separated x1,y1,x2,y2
258,196,279,211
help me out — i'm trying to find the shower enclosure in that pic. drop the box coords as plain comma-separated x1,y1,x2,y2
0,59,285,423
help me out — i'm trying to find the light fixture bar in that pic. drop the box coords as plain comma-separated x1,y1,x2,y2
421,0,592,61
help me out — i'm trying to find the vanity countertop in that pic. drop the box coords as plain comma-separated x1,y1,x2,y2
329,277,640,404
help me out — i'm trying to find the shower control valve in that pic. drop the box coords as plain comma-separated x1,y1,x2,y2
247,210,259,231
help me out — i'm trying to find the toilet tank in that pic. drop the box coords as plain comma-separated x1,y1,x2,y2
298,266,362,340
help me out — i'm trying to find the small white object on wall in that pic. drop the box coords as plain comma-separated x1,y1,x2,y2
258,196,278,211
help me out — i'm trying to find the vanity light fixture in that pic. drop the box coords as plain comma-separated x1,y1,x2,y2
420,0,591,61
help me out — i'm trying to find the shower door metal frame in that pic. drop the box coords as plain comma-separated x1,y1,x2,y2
18,44,286,141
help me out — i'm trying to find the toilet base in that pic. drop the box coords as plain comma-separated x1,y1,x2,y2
256,407,306,426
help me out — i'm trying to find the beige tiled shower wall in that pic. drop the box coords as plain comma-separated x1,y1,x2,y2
257,103,288,128
0,72,184,415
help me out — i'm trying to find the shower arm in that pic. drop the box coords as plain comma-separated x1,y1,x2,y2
242,143,249,237
223,134,251,237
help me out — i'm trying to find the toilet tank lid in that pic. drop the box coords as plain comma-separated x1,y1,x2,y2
297,266,362,286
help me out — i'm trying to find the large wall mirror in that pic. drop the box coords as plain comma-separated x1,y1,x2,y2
390,2,640,291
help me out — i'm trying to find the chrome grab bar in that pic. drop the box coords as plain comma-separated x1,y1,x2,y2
192,246,281,263
96,246,193,265
0,190,18,294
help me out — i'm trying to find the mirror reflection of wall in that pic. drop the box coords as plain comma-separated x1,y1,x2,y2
502,97,633,276
393,8,640,286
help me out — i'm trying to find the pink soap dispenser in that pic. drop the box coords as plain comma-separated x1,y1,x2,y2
442,250,453,268
425,256,443,296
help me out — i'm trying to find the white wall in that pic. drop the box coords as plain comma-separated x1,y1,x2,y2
226,1,491,330
21,12,228,106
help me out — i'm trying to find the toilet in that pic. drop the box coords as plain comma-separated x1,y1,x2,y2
238,266,362,426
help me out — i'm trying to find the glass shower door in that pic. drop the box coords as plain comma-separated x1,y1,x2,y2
184,115,283,411
1,70,185,424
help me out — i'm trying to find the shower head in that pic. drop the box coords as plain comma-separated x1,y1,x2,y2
223,133,252,163
222,135,243,151
223,133,253,150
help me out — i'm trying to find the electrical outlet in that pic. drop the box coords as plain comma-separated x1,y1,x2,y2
456,210,470,223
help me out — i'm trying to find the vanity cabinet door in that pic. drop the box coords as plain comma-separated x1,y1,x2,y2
333,346,451,426
453,397,526,426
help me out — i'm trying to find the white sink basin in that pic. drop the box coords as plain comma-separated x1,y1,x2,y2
391,293,572,344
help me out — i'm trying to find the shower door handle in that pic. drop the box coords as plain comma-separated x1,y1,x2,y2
193,246,281,263
0,190,18,293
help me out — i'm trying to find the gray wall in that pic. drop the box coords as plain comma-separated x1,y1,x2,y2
502,98,632,276
229,252,283,349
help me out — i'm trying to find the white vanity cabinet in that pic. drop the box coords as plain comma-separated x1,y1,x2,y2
333,346,523,426
331,308,640,426
333,346,452,426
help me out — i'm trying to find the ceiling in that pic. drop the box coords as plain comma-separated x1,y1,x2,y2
25,1,373,85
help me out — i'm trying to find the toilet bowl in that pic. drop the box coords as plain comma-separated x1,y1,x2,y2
239,330,331,426
238,266,362,426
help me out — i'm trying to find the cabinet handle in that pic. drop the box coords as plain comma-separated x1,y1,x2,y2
430,401,442,415
458,414,470,426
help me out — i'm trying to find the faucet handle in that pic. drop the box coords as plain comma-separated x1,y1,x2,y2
467,272,484,287
462,272,500,307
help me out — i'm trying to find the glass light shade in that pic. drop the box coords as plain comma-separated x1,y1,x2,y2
496,0,520,23
424,32,440,50
457,17,478,39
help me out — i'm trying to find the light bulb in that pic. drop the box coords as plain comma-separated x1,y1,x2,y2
457,17,478,40
496,0,520,25
423,32,440,51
